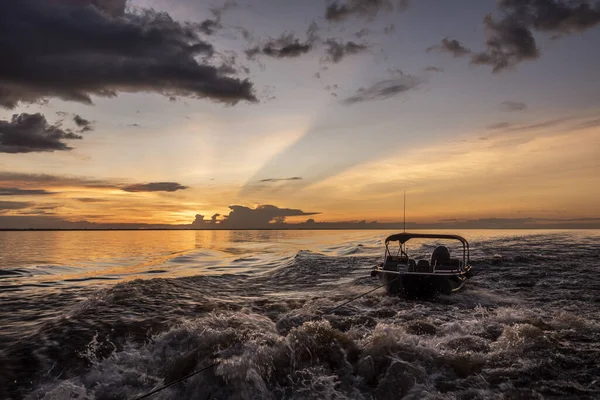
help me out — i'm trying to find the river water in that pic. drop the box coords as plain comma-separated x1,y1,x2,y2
1,229,599,399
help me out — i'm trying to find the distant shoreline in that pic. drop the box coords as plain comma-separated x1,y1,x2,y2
1,227,598,231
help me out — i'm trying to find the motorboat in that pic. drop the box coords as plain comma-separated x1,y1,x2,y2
371,232,473,298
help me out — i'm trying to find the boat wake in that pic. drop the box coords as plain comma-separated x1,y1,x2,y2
1,232,599,399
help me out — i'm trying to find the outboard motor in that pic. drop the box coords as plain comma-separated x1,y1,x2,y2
431,245,451,266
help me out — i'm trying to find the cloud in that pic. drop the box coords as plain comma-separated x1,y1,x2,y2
487,122,513,130
259,177,302,183
324,39,369,63
0,201,33,211
0,172,189,194
0,0,256,109
0,172,115,189
73,115,94,132
0,113,82,153
76,198,109,203
470,14,540,72
194,204,320,228
245,33,314,59
427,38,472,57
342,74,423,105
424,66,443,72
121,182,189,192
325,0,404,22
501,101,528,111
0,188,54,196
571,117,600,131
355,28,371,38
434,0,600,72
89,0,126,17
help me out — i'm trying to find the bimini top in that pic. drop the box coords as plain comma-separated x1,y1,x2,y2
385,232,469,245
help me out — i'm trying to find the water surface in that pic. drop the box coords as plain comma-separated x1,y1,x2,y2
1,229,599,399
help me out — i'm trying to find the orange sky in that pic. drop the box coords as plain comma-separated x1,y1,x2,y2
1,0,600,228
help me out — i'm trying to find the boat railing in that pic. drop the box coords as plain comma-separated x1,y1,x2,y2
383,239,470,274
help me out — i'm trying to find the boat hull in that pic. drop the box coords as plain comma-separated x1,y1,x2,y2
374,269,471,298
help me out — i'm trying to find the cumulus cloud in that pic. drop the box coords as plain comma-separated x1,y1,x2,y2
324,39,369,63
432,0,600,72
0,113,82,153
325,0,405,22
0,0,256,109
0,188,54,196
502,101,528,111
427,38,472,57
342,74,423,105
192,205,319,228
259,177,302,183
121,182,189,192
228,205,318,228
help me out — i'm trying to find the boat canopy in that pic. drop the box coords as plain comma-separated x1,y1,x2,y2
385,232,468,245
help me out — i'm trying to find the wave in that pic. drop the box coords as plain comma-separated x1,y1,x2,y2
2,231,600,399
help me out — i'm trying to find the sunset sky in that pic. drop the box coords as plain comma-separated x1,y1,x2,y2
1,0,599,228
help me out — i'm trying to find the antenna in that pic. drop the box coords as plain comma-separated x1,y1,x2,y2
403,190,406,232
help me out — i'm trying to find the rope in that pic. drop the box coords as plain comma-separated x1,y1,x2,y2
318,281,390,316
131,275,396,399
133,363,218,400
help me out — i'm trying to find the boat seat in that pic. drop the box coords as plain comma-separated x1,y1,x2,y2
415,259,431,273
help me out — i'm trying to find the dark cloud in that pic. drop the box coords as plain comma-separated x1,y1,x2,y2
259,177,302,183
355,28,371,38
427,38,472,57
0,0,256,109
342,74,423,105
424,66,443,72
0,172,190,195
435,0,600,72
325,0,404,22
73,115,90,127
502,101,528,111
73,115,94,132
0,172,115,189
204,205,319,228
198,18,221,35
0,113,82,153
470,14,540,72
246,33,313,59
121,182,189,192
500,0,600,34
0,188,54,196
324,39,369,63
89,0,126,17
0,201,33,211
192,205,319,228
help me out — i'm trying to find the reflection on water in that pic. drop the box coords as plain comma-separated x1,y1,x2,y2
1,229,597,293
0,230,384,291
1,229,599,399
